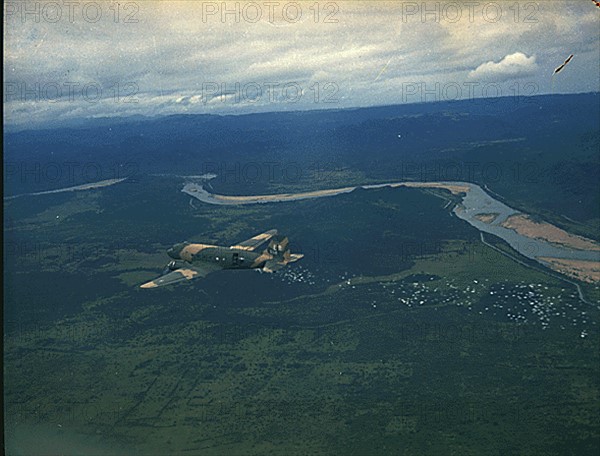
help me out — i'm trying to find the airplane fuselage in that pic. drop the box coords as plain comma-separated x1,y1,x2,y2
167,243,271,270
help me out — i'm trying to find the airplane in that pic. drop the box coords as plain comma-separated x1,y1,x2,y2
140,229,304,288
553,54,574,75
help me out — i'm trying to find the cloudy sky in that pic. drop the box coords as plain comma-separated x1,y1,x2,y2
4,1,599,128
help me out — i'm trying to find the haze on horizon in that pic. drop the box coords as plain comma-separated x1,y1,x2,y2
4,0,600,128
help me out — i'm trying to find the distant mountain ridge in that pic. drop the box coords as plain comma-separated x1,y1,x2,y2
4,93,599,231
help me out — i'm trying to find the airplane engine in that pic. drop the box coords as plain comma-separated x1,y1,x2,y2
169,260,186,270
163,260,186,274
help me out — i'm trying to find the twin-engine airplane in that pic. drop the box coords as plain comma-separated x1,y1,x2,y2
140,229,303,288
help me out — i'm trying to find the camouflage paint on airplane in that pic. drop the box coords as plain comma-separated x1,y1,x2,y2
140,229,304,288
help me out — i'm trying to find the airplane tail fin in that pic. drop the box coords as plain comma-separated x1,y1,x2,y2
263,236,304,272
267,236,289,256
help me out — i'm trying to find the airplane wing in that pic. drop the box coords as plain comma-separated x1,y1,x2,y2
230,229,278,251
140,264,219,289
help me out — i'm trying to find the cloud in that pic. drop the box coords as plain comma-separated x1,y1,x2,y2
4,1,599,129
468,52,538,81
